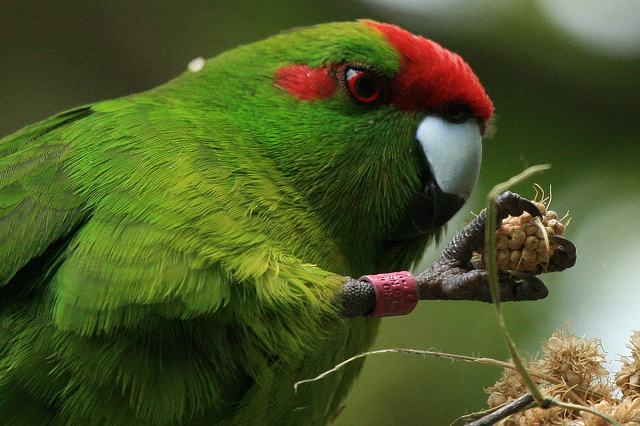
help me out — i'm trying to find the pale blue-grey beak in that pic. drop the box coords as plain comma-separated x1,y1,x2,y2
415,115,482,227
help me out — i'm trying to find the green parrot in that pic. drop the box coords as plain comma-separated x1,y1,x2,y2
0,20,576,425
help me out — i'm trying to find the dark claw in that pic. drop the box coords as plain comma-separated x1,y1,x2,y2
547,235,577,272
519,198,544,219
492,274,548,302
495,191,543,222
509,275,549,301
549,236,576,260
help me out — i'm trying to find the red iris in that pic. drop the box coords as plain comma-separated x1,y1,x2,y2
344,66,385,105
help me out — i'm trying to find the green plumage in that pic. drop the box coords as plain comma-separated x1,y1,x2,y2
0,22,434,424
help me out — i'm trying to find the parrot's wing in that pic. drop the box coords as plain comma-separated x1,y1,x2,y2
1,103,347,421
44,187,345,420
42,120,345,417
2,101,342,342
0,107,91,289
32,103,344,343
50,186,343,342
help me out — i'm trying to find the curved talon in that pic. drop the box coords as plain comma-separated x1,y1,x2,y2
549,236,576,259
548,235,577,271
516,275,549,300
495,191,543,222
496,274,548,301
516,197,543,219
492,273,548,302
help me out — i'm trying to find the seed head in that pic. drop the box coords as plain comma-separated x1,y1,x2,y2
477,187,571,274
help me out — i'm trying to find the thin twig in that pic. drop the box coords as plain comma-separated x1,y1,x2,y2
466,393,535,426
293,347,596,404
483,165,620,426
485,164,551,406
294,348,475,394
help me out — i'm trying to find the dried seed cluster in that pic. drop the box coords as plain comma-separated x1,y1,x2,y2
486,329,640,425
616,331,640,399
475,186,571,274
494,201,567,273
582,399,640,426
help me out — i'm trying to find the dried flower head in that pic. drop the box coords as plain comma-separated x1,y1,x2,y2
616,331,640,398
581,398,640,425
485,330,640,425
539,329,609,393
487,366,529,408
509,405,567,426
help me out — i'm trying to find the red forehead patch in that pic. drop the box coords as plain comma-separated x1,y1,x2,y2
364,21,494,126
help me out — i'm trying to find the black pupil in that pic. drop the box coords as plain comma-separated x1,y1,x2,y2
355,74,378,99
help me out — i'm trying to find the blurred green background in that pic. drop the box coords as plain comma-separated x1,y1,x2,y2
2,1,639,424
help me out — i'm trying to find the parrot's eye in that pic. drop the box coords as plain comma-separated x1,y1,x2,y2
443,103,474,123
343,66,386,106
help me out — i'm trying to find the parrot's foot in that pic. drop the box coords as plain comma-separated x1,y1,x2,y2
340,192,577,313
439,191,542,264
416,191,576,303
417,260,549,302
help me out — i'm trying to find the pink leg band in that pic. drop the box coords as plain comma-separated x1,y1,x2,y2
359,271,418,317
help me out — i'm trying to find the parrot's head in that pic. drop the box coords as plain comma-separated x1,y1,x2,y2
181,20,493,269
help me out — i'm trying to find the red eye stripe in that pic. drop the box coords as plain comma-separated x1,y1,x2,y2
274,64,337,101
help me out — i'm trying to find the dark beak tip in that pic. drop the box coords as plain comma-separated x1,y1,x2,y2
426,183,466,228
387,182,466,242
